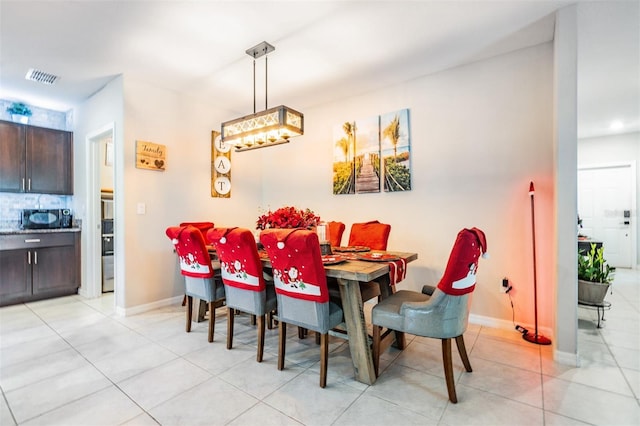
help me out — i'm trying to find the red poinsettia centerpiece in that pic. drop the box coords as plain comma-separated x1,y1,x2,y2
256,206,321,230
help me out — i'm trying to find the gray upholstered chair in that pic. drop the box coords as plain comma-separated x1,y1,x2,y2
166,225,226,343
260,228,344,388
207,227,277,362
372,227,487,403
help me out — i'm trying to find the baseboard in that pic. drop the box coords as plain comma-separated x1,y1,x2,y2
469,313,554,340
554,349,579,367
115,295,184,317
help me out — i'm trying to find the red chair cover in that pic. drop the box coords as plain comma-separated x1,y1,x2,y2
348,220,391,250
260,229,329,303
179,221,214,234
328,221,345,247
166,225,214,278
437,227,487,296
207,227,266,292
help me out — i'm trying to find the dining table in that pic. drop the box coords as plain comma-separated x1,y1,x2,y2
208,246,418,385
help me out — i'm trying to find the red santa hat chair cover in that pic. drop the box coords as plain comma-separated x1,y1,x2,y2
371,227,487,403
260,228,344,388
207,227,276,362
166,225,225,343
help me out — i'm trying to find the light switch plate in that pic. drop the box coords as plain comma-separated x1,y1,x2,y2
137,202,146,215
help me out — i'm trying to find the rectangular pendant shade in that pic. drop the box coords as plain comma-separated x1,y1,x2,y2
221,105,303,152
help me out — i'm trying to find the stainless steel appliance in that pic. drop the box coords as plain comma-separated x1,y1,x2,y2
21,208,72,229
101,193,114,293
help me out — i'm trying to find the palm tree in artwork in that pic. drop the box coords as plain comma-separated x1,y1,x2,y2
335,137,350,162
342,122,356,152
383,115,400,159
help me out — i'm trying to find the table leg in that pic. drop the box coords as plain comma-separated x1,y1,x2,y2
337,278,376,385
376,274,406,350
196,299,208,322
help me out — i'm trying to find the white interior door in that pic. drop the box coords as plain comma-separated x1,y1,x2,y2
578,164,635,268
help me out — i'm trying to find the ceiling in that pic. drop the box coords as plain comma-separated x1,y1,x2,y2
0,1,637,139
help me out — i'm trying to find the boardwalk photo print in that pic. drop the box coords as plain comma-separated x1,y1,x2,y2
332,108,411,195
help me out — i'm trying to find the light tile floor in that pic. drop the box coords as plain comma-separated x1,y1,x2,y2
1,269,638,425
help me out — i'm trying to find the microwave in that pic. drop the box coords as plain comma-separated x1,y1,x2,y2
21,209,73,229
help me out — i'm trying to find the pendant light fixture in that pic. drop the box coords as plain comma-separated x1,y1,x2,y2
221,41,304,152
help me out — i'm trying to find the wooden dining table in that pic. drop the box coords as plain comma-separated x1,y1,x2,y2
208,246,418,385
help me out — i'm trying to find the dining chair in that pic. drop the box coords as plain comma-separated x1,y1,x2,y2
371,227,487,403
206,227,277,362
328,221,345,247
260,228,344,388
348,220,391,250
166,225,226,343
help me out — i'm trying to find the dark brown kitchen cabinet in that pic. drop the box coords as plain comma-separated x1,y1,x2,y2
0,120,73,194
0,232,80,307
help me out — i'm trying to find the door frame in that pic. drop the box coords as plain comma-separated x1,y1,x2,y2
80,122,115,299
578,161,637,269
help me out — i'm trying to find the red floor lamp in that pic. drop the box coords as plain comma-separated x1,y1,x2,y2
524,181,552,345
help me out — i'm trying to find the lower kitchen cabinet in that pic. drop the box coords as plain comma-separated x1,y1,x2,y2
0,231,81,306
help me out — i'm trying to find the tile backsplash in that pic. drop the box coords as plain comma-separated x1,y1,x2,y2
0,193,72,229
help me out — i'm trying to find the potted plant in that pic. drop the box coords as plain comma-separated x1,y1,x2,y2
578,243,615,305
6,102,32,124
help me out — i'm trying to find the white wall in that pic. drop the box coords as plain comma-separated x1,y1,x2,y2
578,131,640,265
120,76,263,309
259,42,555,332
73,76,124,301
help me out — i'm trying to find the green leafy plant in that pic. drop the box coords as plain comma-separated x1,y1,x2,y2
6,102,32,116
578,243,615,284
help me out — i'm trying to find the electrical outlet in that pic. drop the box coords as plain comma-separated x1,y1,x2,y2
500,277,510,293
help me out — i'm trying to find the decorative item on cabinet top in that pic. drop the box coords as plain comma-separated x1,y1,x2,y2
211,130,231,198
6,102,32,124
135,140,166,171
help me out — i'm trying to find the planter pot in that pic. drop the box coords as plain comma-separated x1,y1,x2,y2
578,279,610,305
11,114,29,124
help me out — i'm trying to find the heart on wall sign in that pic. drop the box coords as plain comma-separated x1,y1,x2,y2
136,140,166,171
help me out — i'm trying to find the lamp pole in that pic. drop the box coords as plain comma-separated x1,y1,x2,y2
523,181,552,345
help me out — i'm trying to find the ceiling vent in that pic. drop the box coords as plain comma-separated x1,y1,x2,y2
25,68,59,85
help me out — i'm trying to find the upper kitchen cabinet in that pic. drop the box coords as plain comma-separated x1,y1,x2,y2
0,120,73,194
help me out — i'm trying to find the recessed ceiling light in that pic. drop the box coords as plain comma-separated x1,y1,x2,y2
610,120,624,131
25,68,59,85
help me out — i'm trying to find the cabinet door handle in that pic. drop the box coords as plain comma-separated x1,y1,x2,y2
28,251,31,265
24,239,41,243
22,178,25,191
28,178,31,191
34,251,38,265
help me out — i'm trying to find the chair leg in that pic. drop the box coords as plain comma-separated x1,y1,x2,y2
320,332,329,388
257,314,266,362
455,335,473,372
298,327,307,339
250,314,257,326
227,308,235,350
186,295,193,332
278,321,286,371
372,324,381,377
267,311,274,330
442,338,458,403
315,331,321,345
208,301,215,343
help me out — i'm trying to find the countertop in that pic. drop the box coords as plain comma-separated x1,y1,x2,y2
0,227,81,235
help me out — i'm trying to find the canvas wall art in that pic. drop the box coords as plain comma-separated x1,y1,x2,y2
332,108,411,194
